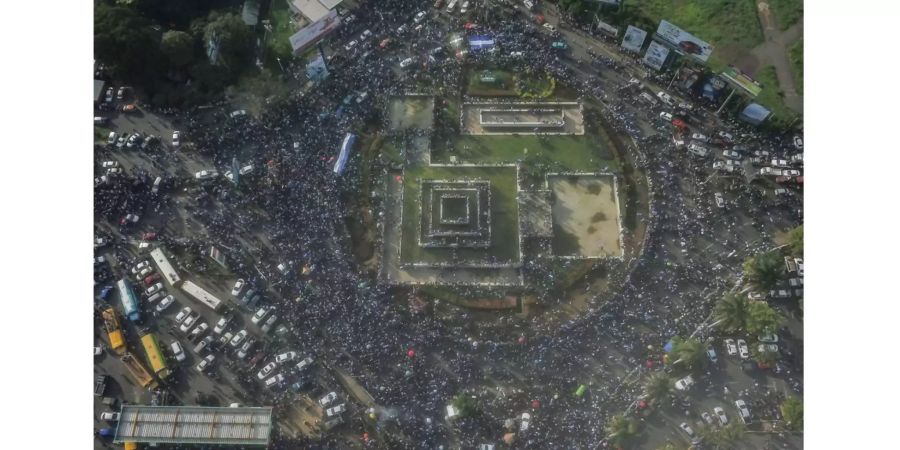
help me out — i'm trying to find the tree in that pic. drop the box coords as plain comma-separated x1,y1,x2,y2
204,11,254,73
670,336,707,371
781,397,803,430
161,30,195,67
642,372,673,406
451,395,478,418
699,422,746,449
94,2,163,81
787,225,803,257
743,252,782,291
714,293,750,332
605,414,639,448
745,300,784,336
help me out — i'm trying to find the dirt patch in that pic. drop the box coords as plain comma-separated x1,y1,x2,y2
388,97,434,131
550,175,623,258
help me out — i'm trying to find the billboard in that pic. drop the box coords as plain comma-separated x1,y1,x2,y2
656,20,713,62
595,19,619,38
306,54,329,82
720,67,762,98
290,10,341,55
642,41,670,71
621,26,647,53
334,133,356,175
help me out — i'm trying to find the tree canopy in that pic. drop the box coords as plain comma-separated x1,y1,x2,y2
745,300,784,336
781,397,803,430
787,225,803,257
161,30,195,67
94,2,162,81
642,372,673,406
670,336,707,371
743,252,783,291
714,293,750,332
204,11,254,73
605,414,640,448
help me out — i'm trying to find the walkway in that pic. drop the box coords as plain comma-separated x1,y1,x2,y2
752,1,804,113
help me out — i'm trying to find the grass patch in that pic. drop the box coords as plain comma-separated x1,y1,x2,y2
466,68,517,96
625,0,764,51
94,126,111,144
767,0,803,30
514,72,556,99
400,166,520,265
755,66,798,125
788,39,803,95
432,134,618,172
266,0,299,66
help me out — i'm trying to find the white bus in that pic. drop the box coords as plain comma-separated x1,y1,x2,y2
150,248,181,287
180,280,224,312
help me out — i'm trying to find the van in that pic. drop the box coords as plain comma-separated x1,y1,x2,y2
147,292,165,304
151,176,162,195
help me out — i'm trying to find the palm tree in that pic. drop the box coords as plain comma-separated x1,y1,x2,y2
787,225,803,257
642,372,673,406
743,253,782,291
745,301,784,336
605,414,639,448
781,397,803,430
701,422,746,449
670,336,707,371
714,293,750,332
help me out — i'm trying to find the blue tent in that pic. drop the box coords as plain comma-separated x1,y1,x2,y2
663,340,674,353
739,103,771,125
468,35,495,51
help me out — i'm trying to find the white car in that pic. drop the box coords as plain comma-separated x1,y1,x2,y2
231,279,245,296
326,404,347,417
717,131,734,141
195,170,218,180
213,315,232,334
758,334,780,343
145,283,164,296
239,165,253,175
737,339,750,360
101,161,119,168
107,132,118,145
722,150,742,160
172,131,180,147
543,23,556,33
344,40,358,52
126,133,142,148
260,314,278,333
106,167,123,176
725,338,737,356
753,149,771,157
747,291,765,301
275,351,298,364
413,11,426,23
135,267,153,280
714,192,725,208
100,412,120,422
701,411,715,426
174,307,192,324
771,159,790,167
691,133,708,142
189,322,209,340
687,143,708,157
707,346,718,363
265,373,285,388
170,341,186,362
659,111,673,121
679,422,699,444
237,339,256,360
156,295,176,312
251,306,272,325
793,135,803,150
193,336,213,354
230,330,248,348
180,312,200,333
713,406,728,425
400,57,415,68
116,134,128,148
757,343,779,353
131,261,150,274
319,392,338,406
196,354,215,373
360,29,372,41
783,169,801,177
460,1,470,13
229,110,247,118
520,412,532,431
257,362,279,380
674,375,694,391
295,357,314,372
735,399,751,423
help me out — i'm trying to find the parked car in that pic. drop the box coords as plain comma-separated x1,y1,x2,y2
196,354,215,373
737,339,750,359
261,314,278,333
213,315,233,335
189,322,209,340
725,338,737,356
237,339,256,360
229,330,248,348
172,131,180,147
230,110,247,118
722,150,742,160
701,411,715,426
319,392,338,406
275,351,298,364
257,362,279,380
735,399,751,423
295,356,315,373
674,375,694,391
174,307,192,324
714,192,725,208
193,336,213,354
707,346,718,363
180,312,200,333
145,283,163,296
326,404,347,417
156,295,175,312
691,133,708,142
100,412,120,422
679,423,698,444
195,170,218,181
143,273,162,286
170,341,186,362
757,343,779,353
251,306,272,325
265,373,285,388
713,406,728,425
231,279,245,296
793,135,803,150
758,334,780,343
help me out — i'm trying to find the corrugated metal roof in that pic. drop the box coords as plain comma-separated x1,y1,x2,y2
114,405,273,446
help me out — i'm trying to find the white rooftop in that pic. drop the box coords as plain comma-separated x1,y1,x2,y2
114,405,273,446
290,0,343,22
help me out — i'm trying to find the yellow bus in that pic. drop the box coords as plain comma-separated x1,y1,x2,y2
101,308,126,355
139,333,171,380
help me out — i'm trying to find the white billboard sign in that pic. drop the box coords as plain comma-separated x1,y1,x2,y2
621,26,647,53
642,41,670,71
655,20,713,62
290,10,341,55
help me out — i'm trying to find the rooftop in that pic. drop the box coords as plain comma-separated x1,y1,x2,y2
289,0,343,22
113,405,273,446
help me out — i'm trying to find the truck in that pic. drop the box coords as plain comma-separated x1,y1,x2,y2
94,374,108,397
120,352,158,389
101,308,126,355
180,280,223,311
116,278,140,322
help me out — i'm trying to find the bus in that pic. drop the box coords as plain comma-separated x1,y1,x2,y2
180,280,223,312
101,308,126,355
120,352,158,389
116,278,140,322
150,248,181,288
140,332,171,381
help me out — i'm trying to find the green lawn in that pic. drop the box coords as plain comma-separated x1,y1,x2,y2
628,0,764,51
788,39,803,95
767,0,803,30
267,0,299,65
754,66,798,125
467,68,517,96
431,133,618,172
400,166,520,265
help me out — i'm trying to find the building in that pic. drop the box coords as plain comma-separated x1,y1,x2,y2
113,405,273,446
242,0,260,26
288,0,344,23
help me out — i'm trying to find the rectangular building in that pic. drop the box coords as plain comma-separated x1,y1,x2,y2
114,405,273,446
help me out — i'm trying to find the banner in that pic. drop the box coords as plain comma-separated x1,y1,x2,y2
642,41,670,71
720,67,762,97
595,19,619,38
306,54,329,82
468,35,495,51
621,26,647,53
290,10,341,55
656,20,713,62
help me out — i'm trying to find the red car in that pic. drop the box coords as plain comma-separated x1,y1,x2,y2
141,231,158,241
121,104,137,113
144,273,162,286
464,22,477,30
